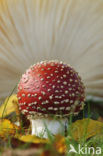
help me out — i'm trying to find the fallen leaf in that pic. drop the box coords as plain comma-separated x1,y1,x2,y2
41,151,61,156
71,118,103,141
0,119,20,137
55,135,66,154
0,94,19,118
98,116,103,122
1,148,42,156
16,134,48,144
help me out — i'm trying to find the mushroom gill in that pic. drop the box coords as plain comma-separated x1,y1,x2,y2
0,0,103,103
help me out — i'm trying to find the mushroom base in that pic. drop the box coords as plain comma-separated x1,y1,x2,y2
31,118,68,138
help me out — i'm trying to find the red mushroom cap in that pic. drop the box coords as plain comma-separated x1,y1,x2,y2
17,60,85,119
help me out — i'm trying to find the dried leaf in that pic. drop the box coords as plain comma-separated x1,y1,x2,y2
16,135,48,144
0,94,19,118
0,119,19,137
98,116,103,122
41,151,61,156
71,118,103,141
2,148,42,156
54,135,66,154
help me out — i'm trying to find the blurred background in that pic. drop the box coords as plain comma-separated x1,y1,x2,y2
0,0,103,117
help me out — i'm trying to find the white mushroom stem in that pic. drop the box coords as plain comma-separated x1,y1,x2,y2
31,118,68,138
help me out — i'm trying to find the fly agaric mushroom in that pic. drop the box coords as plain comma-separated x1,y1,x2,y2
17,60,85,138
0,0,103,104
